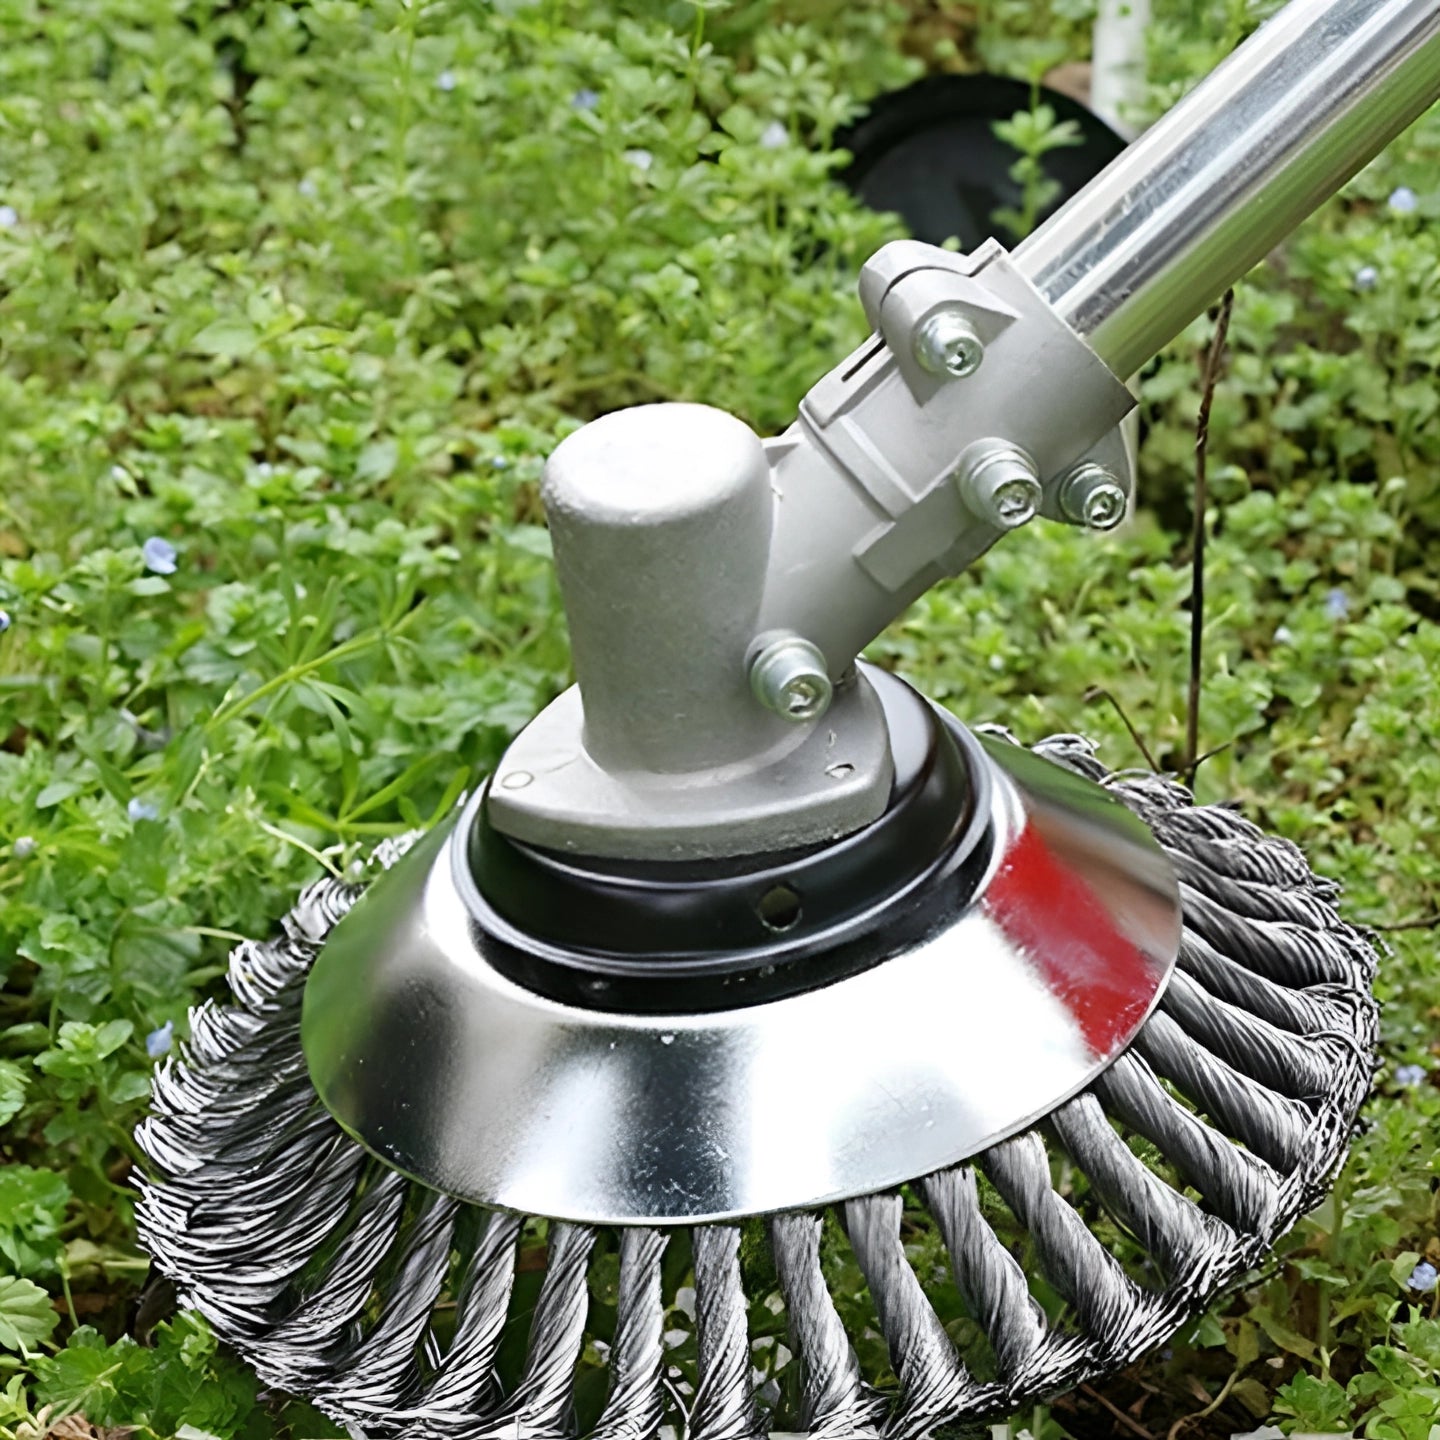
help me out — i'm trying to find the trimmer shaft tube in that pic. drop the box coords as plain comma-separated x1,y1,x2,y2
1016,0,1440,377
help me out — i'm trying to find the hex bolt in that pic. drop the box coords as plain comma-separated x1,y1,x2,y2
913,308,985,379
955,440,1042,529
1059,462,1128,530
749,635,833,723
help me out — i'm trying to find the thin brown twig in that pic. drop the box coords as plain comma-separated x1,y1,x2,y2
1084,686,1161,771
1077,1384,1157,1439
1166,1366,1239,1440
1185,287,1235,788
1368,913,1440,932
1188,739,1234,774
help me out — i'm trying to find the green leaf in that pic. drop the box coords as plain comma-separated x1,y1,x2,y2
0,1165,71,1277
0,1059,28,1125
141,1312,259,1438
93,1018,134,1059
1229,1317,1261,1368
190,318,261,359
357,438,399,484
1255,1305,1319,1361
34,778,83,808
0,1373,33,1425
1229,1375,1273,1418
35,1019,135,1081
502,524,553,559
33,1328,132,1419
1186,1312,1227,1348
128,574,175,597
1391,1251,1423,1287
0,1274,59,1354
1275,1370,1353,1428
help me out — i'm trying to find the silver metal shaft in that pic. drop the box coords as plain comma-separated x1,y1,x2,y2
1016,0,1440,378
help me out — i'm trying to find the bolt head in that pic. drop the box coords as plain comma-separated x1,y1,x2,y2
1081,482,1127,529
780,674,828,720
915,310,985,379
956,440,1041,530
992,477,1040,527
1060,464,1128,530
750,636,833,723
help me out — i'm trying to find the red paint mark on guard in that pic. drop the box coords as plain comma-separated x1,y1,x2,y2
984,825,1158,1057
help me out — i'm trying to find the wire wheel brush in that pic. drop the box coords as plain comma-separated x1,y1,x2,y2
135,1,1440,1434
136,739,1376,1438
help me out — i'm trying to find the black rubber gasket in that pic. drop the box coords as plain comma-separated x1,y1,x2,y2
463,669,994,1014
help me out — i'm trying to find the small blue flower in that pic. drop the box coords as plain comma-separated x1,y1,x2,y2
141,536,177,575
0,205,17,229
1407,1260,1438,1292
1389,186,1419,214
571,88,599,111
759,120,789,150
0,609,10,634
491,455,510,470
13,836,36,859
623,148,654,172
1353,264,1378,291
146,1020,175,1058
1272,624,1294,645
1395,1063,1427,1087
127,797,160,823
1324,588,1349,621
298,177,318,198
436,69,456,92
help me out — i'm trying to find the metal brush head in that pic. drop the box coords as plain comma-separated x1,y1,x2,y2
136,733,1376,1439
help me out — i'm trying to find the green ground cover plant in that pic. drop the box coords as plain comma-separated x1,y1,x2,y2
0,0,1437,1435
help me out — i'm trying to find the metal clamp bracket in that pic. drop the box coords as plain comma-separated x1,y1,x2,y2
758,239,1136,676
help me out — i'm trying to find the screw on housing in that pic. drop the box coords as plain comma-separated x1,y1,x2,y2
955,440,1042,529
1059,462,1128,530
749,635,833,722
913,308,986,378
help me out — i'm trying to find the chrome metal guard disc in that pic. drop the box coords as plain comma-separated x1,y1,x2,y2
299,677,1181,1224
